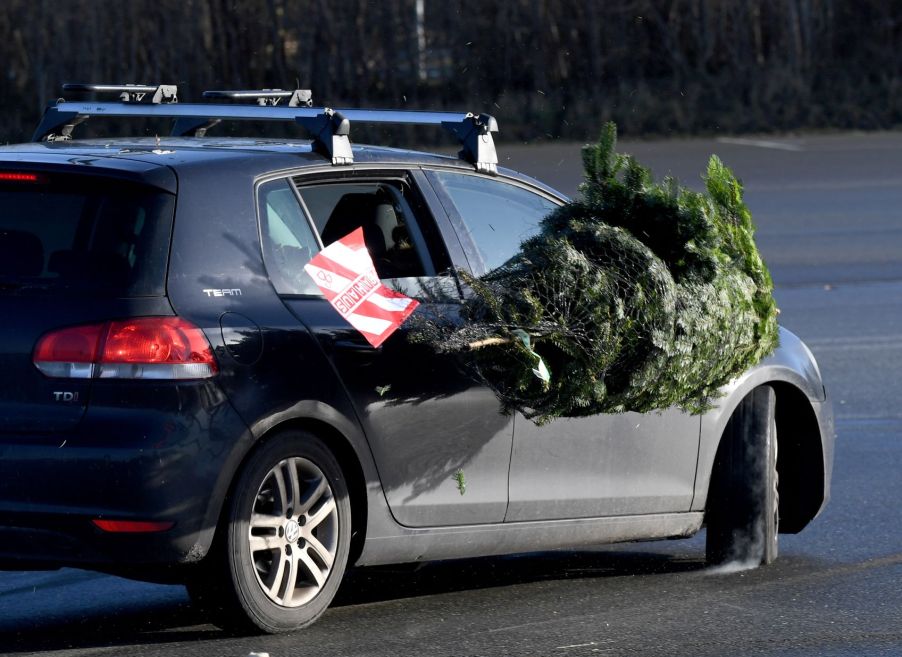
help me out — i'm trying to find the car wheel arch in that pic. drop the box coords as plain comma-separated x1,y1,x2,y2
226,416,370,568
770,381,826,533
698,381,826,535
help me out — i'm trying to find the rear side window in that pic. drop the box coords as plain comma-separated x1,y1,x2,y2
0,172,174,297
258,178,322,296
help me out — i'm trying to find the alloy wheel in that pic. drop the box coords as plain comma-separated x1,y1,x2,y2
247,457,339,607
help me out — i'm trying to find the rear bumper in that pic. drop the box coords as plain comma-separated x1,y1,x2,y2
0,380,251,568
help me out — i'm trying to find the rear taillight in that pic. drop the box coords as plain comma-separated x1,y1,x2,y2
34,317,218,380
32,324,104,378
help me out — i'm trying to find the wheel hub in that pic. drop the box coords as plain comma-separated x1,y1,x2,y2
284,519,301,544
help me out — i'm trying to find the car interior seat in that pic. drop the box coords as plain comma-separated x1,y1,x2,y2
322,192,409,278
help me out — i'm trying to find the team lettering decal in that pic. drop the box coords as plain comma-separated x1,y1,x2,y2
203,288,242,297
304,227,419,348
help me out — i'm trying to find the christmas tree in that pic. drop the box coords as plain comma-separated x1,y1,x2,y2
410,123,779,424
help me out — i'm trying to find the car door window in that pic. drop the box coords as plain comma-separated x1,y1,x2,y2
295,178,456,300
260,175,457,301
427,170,561,272
258,178,322,295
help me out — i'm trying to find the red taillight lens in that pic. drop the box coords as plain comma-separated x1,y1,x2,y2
102,318,215,364
33,324,104,362
104,320,179,363
34,317,218,380
33,325,104,378
92,519,175,533
0,172,43,183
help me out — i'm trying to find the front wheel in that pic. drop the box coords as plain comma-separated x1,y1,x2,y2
706,385,779,567
189,430,351,633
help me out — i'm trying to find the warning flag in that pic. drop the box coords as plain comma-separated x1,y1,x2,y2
304,227,419,348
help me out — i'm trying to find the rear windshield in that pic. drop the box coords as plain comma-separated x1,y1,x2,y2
0,172,174,297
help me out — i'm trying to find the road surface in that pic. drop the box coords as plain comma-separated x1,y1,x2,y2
2,132,901,656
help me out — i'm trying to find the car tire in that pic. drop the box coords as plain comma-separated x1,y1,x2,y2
705,385,779,567
187,430,351,633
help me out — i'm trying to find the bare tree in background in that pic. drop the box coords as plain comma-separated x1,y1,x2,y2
0,0,900,143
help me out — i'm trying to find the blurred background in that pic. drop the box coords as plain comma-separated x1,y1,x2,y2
1,0,900,143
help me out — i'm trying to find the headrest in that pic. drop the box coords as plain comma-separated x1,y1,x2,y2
321,193,382,245
374,202,399,248
321,192,391,259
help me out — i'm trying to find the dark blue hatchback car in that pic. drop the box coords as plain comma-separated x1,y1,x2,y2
0,85,833,633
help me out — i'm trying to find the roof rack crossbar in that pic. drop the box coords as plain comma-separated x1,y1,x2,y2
33,83,180,141
203,89,313,107
62,83,178,104
31,92,500,171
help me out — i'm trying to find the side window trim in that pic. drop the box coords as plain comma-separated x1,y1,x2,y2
412,168,476,276
287,177,325,251
380,183,436,277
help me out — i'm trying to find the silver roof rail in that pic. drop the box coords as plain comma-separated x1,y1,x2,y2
32,83,499,172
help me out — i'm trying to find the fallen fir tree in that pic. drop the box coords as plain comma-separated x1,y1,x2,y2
409,123,779,424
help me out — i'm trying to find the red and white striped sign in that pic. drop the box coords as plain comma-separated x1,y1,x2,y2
304,227,419,347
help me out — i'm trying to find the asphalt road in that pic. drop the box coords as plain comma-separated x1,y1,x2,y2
2,132,901,656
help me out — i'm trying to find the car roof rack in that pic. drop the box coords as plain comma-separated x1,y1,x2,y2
61,83,179,104
203,88,314,107
31,83,499,173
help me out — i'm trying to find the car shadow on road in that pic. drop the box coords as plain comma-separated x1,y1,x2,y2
0,600,219,654
336,548,707,606
0,549,706,654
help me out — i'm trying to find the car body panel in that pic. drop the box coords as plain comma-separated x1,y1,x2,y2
161,157,389,555
356,511,705,566
284,296,515,527
276,166,516,527
506,410,700,521
0,378,250,565
420,166,702,522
